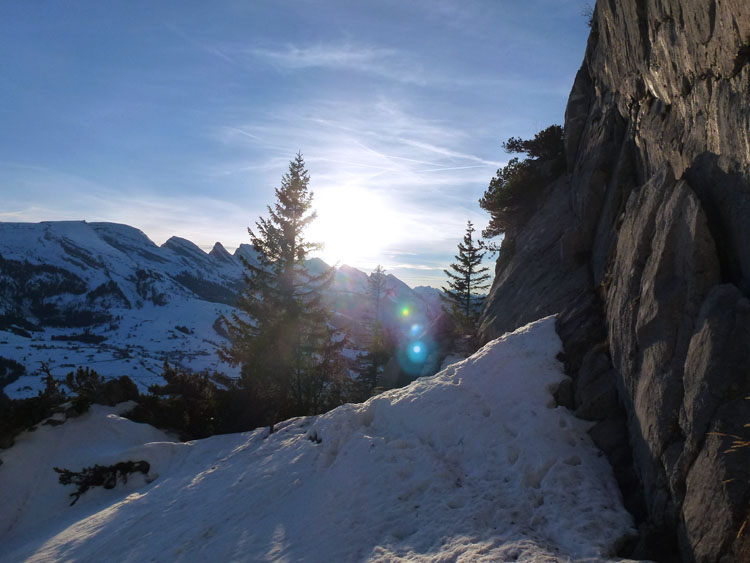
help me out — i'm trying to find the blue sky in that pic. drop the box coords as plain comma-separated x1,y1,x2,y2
0,1,591,287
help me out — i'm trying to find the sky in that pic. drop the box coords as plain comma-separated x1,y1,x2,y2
0,1,592,287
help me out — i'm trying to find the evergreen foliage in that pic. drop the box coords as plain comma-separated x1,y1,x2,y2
220,154,349,427
354,265,392,398
0,365,138,448
0,365,67,448
442,221,490,347
369,265,387,324
479,124,565,239
502,125,564,160
65,367,138,413
125,361,238,440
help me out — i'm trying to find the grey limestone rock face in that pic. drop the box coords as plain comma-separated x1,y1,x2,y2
479,175,593,341
480,1,750,561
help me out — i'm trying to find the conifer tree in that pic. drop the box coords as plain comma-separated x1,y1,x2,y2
441,221,491,346
369,264,387,325
354,265,391,397
221,153,347,427
479,124,564,241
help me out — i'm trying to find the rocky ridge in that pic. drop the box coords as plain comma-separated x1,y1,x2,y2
480,1,750,561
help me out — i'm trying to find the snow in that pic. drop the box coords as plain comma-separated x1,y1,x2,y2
0,403,174,553
439,353,466,371
2,299,239,398
0,317,636,562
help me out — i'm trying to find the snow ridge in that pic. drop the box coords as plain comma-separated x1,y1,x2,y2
0,317,634,562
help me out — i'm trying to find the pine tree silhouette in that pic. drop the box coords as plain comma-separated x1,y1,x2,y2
221,153,348,427
354,265,391,397
441,221,491,349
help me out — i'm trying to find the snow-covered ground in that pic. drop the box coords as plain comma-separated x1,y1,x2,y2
2,299,238,398
0,317,635,562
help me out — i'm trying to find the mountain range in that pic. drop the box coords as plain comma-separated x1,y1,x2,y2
0,221,444,399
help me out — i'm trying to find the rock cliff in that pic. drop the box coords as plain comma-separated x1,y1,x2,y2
480,1,750,561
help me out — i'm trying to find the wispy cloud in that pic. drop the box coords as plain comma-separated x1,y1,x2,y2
213,98,502,182
3,1,589,289
205,95,498,285
2,92,499,288
164,22,237,65
250,44,395,69
248,44,429,85
390,263,445,271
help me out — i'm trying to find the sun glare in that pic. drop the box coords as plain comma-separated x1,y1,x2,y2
309,185,395,267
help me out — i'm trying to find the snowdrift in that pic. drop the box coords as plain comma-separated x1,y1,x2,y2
0,317,635,562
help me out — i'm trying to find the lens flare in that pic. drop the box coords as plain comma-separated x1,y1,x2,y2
409,323,422,336
407,340,428,363
401,306,410,317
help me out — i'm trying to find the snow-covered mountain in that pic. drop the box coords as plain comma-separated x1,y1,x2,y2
0,318,635,561
0,221,444,398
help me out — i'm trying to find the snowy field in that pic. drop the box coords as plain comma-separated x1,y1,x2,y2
2,300,239,399
0,317,636,562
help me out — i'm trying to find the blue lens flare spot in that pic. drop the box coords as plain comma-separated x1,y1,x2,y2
409,323,422,336
407,340,427,363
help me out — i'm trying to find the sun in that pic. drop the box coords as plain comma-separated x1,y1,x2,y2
308,185,395,267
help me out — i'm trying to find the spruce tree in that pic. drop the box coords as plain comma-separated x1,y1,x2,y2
354,265,391,397
221,153,347,427
441,221,491,347
369,264,387,325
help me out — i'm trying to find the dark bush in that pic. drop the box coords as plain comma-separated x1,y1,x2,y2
0,365,67,448
0,365,139,448
54,461,150,505
124,362,263,440
0,357,26,389
51,332,107,344
2,358,353,449
65,367,138,413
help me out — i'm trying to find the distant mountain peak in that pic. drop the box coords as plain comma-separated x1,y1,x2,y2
209,242,234,263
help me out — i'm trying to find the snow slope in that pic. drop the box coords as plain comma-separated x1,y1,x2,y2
0,317,635,562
